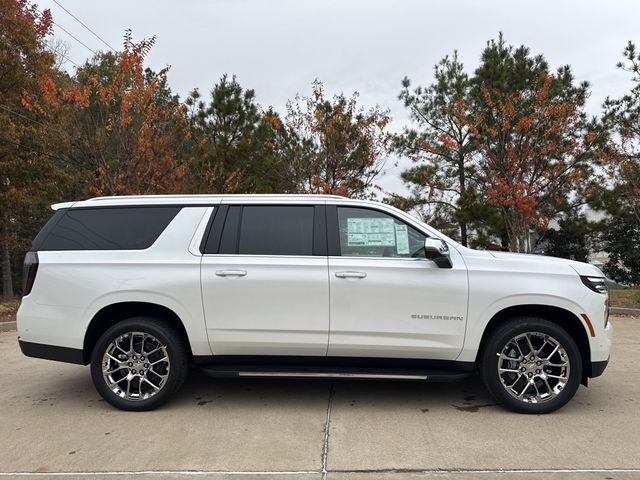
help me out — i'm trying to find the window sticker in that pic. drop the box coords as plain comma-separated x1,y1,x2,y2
395,223,410,254
347,217,396,246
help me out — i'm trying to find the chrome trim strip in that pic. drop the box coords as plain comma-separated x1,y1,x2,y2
237,372,428,380
188,206,214,256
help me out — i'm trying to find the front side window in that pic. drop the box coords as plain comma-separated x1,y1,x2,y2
238,206,314,256
337,207,426,258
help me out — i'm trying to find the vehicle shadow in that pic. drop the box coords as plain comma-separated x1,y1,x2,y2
8,361,496,413
12,361,609,417
169,367,498,413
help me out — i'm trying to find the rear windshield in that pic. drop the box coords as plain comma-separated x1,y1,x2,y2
33,207,181,251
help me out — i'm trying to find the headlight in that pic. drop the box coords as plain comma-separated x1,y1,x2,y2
581,276,608,294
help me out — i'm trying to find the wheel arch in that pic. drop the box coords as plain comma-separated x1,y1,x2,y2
83,301,193,364
476,304,592,384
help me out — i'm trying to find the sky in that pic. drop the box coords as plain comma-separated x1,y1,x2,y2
37,0,640,194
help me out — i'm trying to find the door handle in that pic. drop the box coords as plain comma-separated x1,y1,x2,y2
335,271,367,279
215,269,247,277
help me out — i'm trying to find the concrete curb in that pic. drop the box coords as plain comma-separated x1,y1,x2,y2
0,321,16,333
610,307,640,316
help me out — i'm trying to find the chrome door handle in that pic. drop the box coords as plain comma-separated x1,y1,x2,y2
215,269,247,277
335,271,367,279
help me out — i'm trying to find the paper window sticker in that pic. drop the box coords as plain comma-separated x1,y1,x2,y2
395,223,410,254
346,218,396,246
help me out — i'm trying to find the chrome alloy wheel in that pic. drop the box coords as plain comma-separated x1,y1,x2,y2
497,332,571,404
102,331,170,401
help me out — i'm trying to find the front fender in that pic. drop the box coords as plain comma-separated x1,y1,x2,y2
457,292,591,362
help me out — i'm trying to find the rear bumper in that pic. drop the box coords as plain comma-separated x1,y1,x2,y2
18,338,85,365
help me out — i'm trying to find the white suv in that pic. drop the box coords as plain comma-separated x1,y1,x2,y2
17,194,612,413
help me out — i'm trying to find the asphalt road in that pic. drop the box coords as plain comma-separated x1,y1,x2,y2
0,317,638,480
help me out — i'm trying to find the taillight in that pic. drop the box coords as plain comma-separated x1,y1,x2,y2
22,251,39,296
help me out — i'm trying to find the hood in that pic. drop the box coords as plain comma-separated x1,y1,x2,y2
487,251,603,277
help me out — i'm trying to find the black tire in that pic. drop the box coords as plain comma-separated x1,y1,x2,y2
90,316,189,411
480,317,582,414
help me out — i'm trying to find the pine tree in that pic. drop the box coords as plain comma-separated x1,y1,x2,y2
394,52,478,246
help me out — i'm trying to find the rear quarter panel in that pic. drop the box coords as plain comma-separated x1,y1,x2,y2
17,207,212,356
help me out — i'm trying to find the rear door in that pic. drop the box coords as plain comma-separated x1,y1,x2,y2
327,205,468,360
200,203,330,356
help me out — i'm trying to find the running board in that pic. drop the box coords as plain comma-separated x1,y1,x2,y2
197,366,470,382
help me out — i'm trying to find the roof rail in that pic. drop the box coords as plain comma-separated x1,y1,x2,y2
84,193,347,202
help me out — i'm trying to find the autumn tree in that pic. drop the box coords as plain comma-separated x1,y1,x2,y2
185,75,294,194
0,0,69,296
282,81,391,198
394,53,481,246
469,35,593,252
67,31,189,196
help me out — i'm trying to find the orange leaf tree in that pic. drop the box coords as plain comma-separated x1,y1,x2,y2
66,30,189,196
281,80,391,198
0,0,70,295
469,36,594,252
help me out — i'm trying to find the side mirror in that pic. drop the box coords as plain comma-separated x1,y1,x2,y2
424,238,452,268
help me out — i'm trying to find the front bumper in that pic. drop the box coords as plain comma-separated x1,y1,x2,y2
590,358,609,378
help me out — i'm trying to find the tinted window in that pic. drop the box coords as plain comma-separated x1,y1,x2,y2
38,207,180,251
237,206,314,255
337,207,426,258
219,206,241,254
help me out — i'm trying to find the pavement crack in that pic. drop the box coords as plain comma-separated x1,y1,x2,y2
321,380,335,480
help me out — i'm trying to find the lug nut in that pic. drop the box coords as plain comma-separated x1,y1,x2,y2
536,361,542,366
529,355,535,361
144,363,149,368
527,372,533,378
128,362,133,367
536,369,541,374
520,367,526,372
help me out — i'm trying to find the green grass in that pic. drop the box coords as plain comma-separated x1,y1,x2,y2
609,288,640,309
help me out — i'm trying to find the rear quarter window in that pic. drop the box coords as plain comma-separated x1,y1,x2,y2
35,207,181,251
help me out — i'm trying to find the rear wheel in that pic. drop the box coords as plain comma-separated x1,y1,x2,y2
480,317,582,414
90,316,189,411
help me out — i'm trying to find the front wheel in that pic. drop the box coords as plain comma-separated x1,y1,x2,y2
90,317,189,411
480,317,582,414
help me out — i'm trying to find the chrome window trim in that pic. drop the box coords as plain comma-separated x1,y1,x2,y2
189,206,215,256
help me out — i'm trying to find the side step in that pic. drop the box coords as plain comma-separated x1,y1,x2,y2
197,365,470,382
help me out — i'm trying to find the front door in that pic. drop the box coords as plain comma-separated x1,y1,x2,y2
201,204,329,356
327,206,468,360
